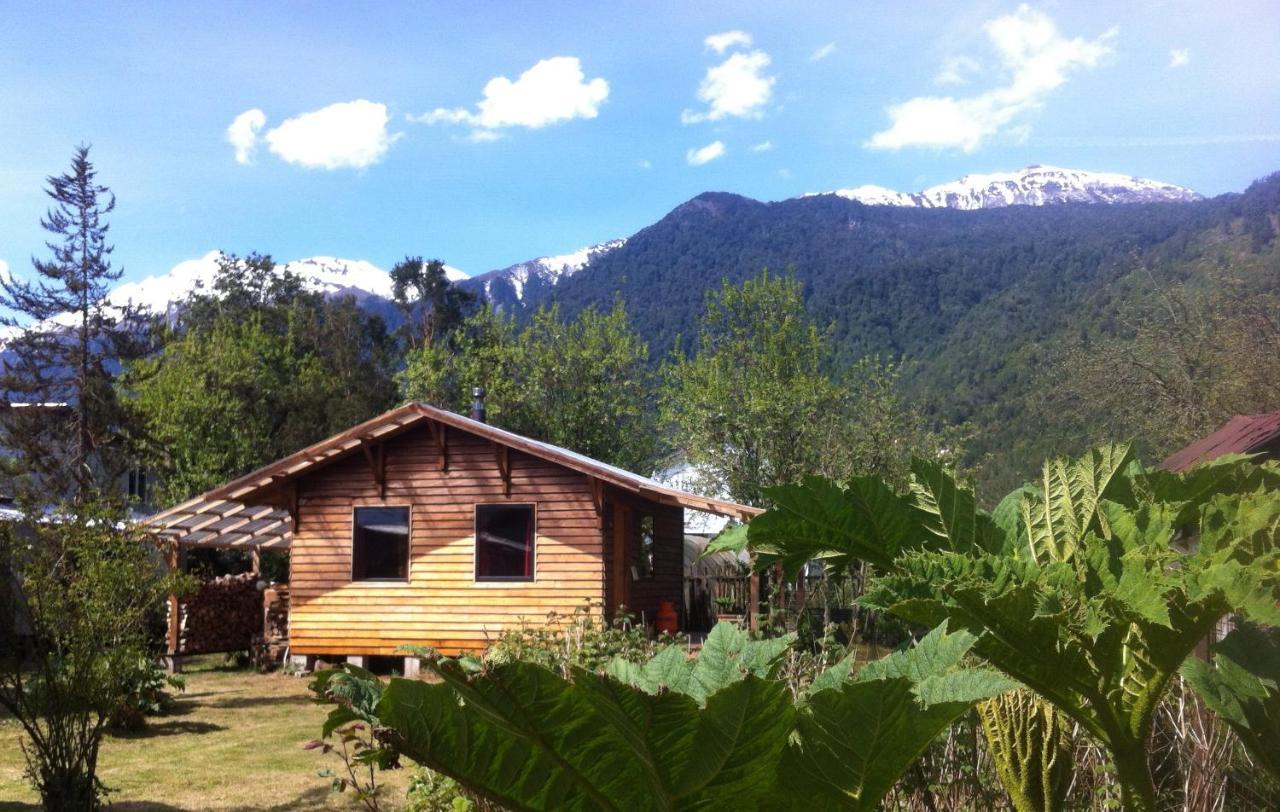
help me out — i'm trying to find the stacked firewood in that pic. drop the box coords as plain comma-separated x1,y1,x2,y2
170,572,263,655
251,584,291,670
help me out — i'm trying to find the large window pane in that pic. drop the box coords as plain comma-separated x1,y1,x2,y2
475,504,534,581
352,506,410,581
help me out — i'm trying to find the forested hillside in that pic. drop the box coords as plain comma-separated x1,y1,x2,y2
522,173,1279,491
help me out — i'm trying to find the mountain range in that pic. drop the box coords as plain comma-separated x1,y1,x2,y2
8,164,1277,489
30,166,1203,322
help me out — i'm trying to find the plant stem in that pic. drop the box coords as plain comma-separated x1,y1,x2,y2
1110,739,1156,812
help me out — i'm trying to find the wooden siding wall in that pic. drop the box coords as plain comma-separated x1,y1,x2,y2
600,494,684,625
288,425,605,655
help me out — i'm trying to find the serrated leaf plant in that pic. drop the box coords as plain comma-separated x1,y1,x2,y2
744,444,1280,811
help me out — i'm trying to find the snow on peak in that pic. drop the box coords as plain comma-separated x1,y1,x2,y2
804,165,1202,210
485,238,626,302
106,252,469,315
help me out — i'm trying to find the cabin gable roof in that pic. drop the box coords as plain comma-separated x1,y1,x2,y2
204,401,761,522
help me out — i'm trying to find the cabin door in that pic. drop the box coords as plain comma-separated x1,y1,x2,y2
610,502,631,615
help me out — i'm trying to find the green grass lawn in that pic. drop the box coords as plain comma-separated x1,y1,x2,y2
0,657,412,810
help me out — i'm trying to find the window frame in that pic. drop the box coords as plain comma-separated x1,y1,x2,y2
473,502,538,583
350,504,413,583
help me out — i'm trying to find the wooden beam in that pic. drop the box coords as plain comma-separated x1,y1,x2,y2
588,477,605,516
359,437,386,498
492,442,511,496
434,422,449,472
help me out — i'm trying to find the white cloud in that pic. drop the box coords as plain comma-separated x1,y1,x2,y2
639,159,652,169
705,31,753,54
236,100,401,170
809,43,837,63
686,141,726,165
867,5,1116,152
682,49,776,124
1169,48,1190,69
935,55,981,85
412,57,608,140
227,108,266,164
750,140,774,152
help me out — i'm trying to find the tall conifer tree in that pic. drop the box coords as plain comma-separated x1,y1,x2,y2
0,145,143,498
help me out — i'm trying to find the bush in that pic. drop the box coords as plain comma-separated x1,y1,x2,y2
107,657,186,732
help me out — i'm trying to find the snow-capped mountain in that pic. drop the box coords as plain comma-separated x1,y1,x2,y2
468,239,626,305
805,165,1202,209
105,251,469,318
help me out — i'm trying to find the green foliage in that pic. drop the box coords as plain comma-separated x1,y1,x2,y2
977,692,1073,812
107,657,186,732
0,145,144,498
508,177,1280,494
121,252,397,506
0,499,193,810
400,301,659,472
390,256,476,351
1182,623,1280,781
480,604,682,678
743,445,1280,811
310,622,1011,811
662,270,951,506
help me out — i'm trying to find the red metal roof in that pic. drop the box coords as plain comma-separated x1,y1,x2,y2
1160,411,1280,472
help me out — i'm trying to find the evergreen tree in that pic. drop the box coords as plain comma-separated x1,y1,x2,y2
0,145,144,499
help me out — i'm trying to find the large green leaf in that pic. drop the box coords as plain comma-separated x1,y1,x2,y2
378,660,795,811
606,622,796,705
781,623,1015,811
1182,623,1280,781
747,474,926,574
1020,443,1134,563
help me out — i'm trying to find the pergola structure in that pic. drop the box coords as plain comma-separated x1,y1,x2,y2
144,498,293,668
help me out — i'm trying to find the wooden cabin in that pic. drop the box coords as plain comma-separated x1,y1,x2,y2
148,401,758,666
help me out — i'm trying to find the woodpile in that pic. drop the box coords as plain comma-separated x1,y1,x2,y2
251,585,290,670
168,572,263,655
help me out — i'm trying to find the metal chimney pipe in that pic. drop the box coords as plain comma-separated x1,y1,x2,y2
470,386,486,423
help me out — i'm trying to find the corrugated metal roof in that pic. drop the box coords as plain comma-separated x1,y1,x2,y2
1160,411,1280,471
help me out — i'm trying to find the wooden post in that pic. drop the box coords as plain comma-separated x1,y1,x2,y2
748,568,760,632
250,548,261,577
165,541,186,673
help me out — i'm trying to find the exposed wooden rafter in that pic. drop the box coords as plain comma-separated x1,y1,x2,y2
492,442,511,496
359,436,387,498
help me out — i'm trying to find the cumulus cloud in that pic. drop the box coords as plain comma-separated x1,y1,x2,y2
809,43,837,62
227,101,400,169
1169,48,1190,69
705,31,753,54
412,57,608,140
227,108,266,164
682,47,776,124
686,141,726,165
867,4,1115,152
750,140,774,152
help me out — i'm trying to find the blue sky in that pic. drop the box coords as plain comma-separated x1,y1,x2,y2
1,1,1277,284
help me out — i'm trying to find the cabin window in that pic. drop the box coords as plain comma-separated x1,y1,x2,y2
632,513,655,580
351,506,410,581
475,504,535,581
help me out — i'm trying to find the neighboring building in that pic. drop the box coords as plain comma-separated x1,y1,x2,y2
1160,411,1280,471
147,401,758,664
